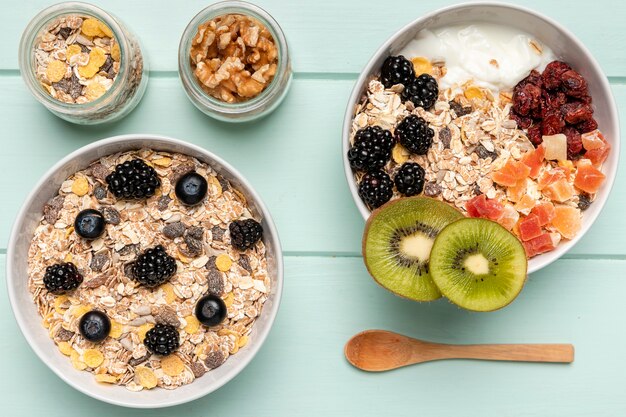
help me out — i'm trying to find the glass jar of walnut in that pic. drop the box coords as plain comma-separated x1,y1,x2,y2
18,2,148,125
179,1,292,122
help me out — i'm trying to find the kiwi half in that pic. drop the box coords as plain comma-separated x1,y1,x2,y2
362,197,464,301
429,218,527,312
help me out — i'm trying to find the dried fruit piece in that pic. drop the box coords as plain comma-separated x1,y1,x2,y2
521,145,545,179
161,354,185,377
542,134,567,161
522,233,557,258
530,202,556,226
84,349,104,368
543,178,575,202
491,159,531,187
465,194,504,221
519,214,543,241
514,194,536,215
46,60,66,83
574,159,606,193
215,254,232,272
135,366,158,389
552,206,581,239
496,204,520,231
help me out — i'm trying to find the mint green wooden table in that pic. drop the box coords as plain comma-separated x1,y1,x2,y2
2,0,625,415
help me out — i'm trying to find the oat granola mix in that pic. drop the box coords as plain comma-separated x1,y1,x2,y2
28,149,270,391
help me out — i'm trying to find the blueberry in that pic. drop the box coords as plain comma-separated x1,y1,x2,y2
74,209,105,239
195,294,227,327
175,172,208,206
79,311,111,342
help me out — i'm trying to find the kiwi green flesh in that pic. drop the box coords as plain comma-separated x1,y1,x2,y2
429,218,527,312
363,197,464,301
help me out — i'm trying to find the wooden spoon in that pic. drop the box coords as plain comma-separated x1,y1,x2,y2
345,330,574,372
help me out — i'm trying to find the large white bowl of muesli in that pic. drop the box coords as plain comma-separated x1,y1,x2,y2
342,2,619,274
6,134,283,408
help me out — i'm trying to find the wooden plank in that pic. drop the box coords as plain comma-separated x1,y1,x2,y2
2,0,626,75
2,255,626,416
1,75,624,256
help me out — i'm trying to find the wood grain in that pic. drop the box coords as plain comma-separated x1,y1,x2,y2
2,255,626,416
1,0,626,75
0,75,624,256
345,330,574,371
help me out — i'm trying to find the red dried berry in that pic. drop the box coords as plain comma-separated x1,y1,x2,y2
541,109,565,136
513,83,542,116
563,126,583,160
527,124,542,146
577,118,598,133
542,61,571,90
542,90,567,112
560,101,594,124
510,111,533,130
561,69,588,98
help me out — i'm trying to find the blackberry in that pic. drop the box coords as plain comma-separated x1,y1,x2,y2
131,245,177,287
347,126,394,172
401,73,439,110
143,323,180,356
106,159,161,199
358,170,393,209
394,163,426,196
380,55,415,88
395,115,434,155
229,219,263,251
43,262,83,294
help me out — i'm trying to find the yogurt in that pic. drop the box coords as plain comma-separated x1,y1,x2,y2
400,22,555,91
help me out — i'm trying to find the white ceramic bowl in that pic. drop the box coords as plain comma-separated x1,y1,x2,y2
342,2,620,273
6,134,283,408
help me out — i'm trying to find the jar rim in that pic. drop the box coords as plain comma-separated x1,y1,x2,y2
178,0,291,118
18,1,130,114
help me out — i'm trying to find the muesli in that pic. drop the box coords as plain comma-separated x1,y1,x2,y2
28,149,270,390
348,23,611,258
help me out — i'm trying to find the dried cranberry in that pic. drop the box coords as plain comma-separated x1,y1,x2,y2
541,110,565,136
560,101,594,124
542,61,571,90
513,83,542,116
561,69,588,98
542,90,567,112
577,118,598,133
563,127,583,160
516,69,543,89
527,124,543,146
510,111,533,129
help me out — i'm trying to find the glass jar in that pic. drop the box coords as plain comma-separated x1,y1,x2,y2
18,2,149,125
178,1,292,123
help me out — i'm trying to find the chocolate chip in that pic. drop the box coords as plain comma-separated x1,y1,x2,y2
449,100,472,117
190,362,206,378
80,44,90,53
157,195,172,211
124,262,135,279
186,226,203,241
183,227,204,255
217,175,230,191
239,255,252,273
424,182,442,197
211,226,225,242
94,186,107,200
207,268,224,296
169,163,194,184
438,127,451,149
129,353,151,366
43,195,64,225
204,351,226,369
91,163,110,182
89,251,110,272
153,306,180,327
68,74,83,99
101,55,113,73
52,77,71,94
118,244,140,256
56,328,74,341
206,256,217,270
475,145,498,160
58,27,72,39
102,207,120,225
163,222,185,239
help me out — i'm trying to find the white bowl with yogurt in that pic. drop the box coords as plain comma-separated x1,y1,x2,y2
342,2,620,274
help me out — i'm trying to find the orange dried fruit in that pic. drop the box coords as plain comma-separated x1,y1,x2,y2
519,214,543,242
543,178,575,202
574,159,606,193
551,206,581,239
530,202,556,227
492,159,531,187
514,194,536,214
521,145,545,179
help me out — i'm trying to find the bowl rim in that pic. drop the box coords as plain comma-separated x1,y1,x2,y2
5,133,284,408
341,1,621,274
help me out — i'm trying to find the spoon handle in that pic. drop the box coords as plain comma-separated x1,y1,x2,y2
422,343,574,363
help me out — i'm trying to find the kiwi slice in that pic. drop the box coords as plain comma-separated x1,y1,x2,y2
362,197,464,301
429,218,527,312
